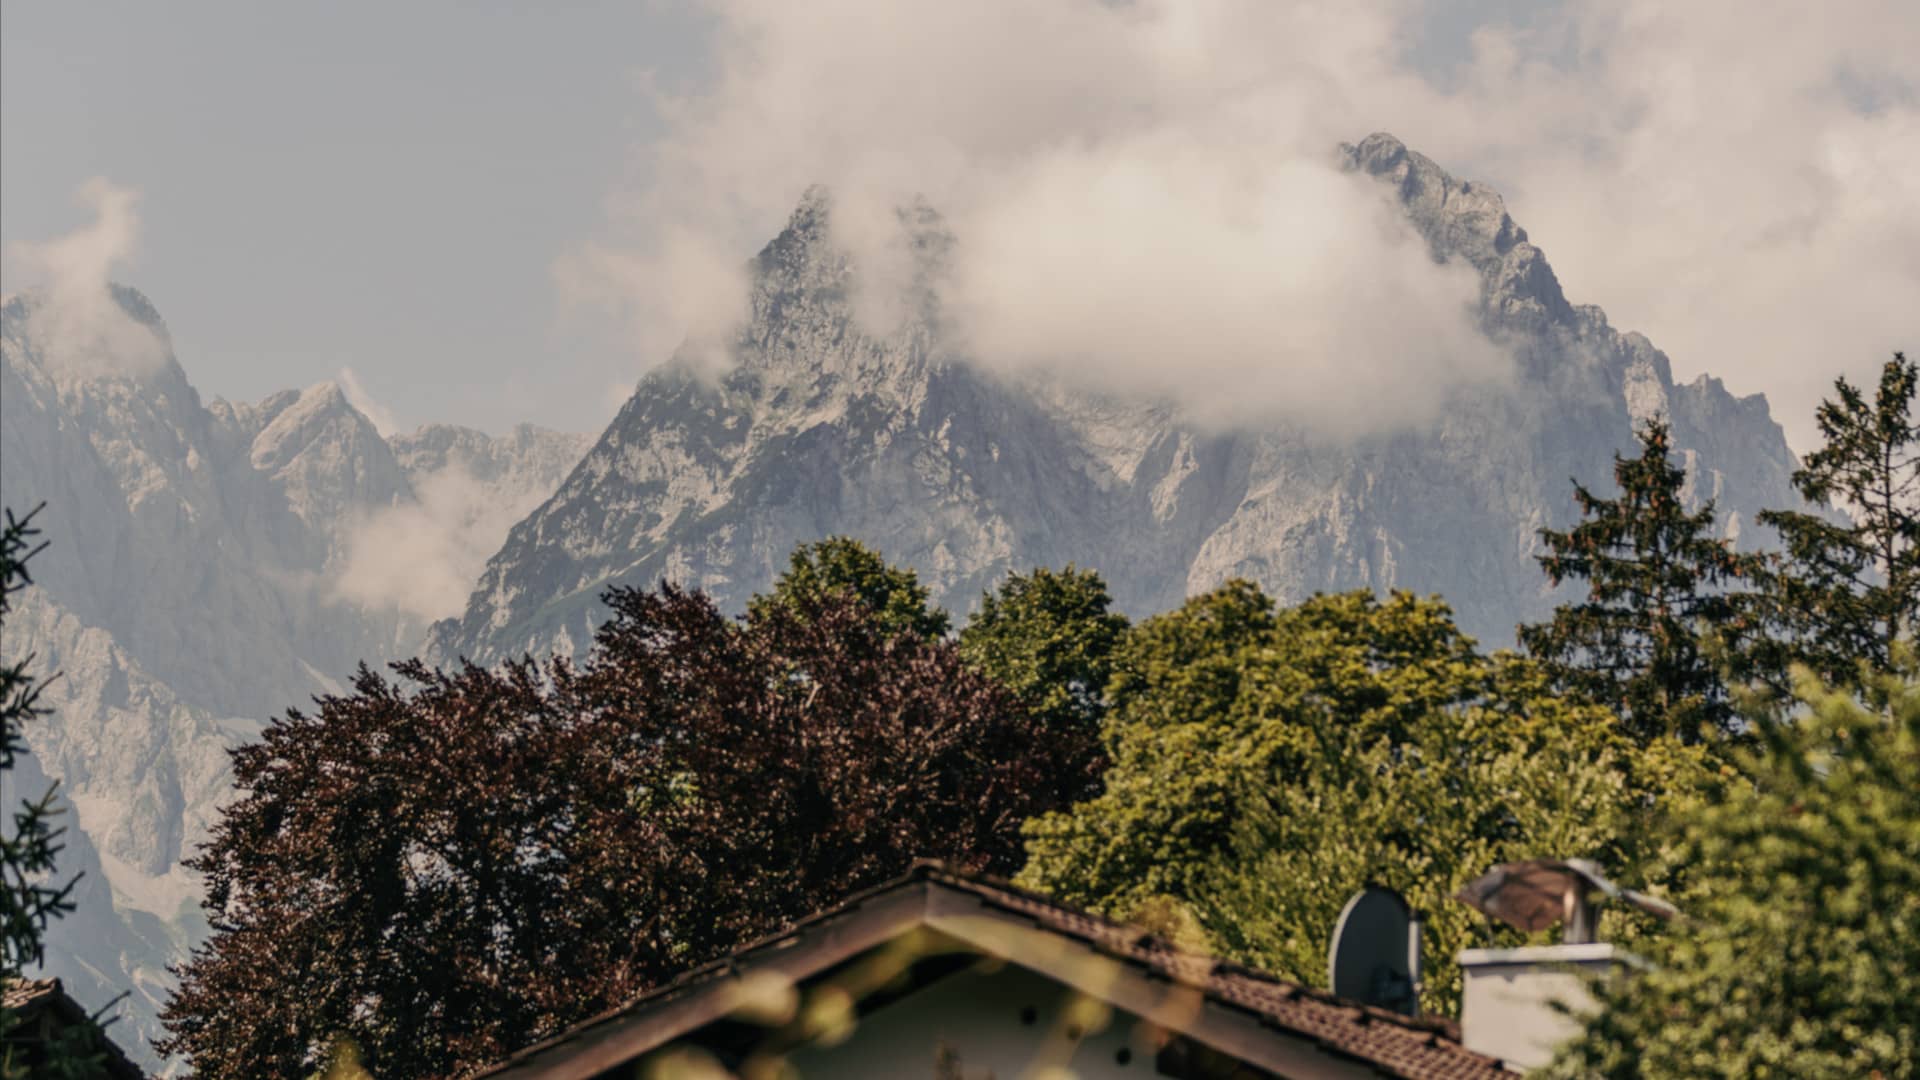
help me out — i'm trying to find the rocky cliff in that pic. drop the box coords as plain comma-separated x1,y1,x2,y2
0,291,587,1070
429,133,1803,668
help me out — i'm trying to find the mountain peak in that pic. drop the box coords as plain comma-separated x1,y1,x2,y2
431,133,1805,673
1,281,181,386
761,185,953,268
249,379,366,432
106,283,168,334
1342,132,1529,264
1342,130,1570,326
246,378,410,524
307,378,349,407
790,183,834,226
1343,131,1411,172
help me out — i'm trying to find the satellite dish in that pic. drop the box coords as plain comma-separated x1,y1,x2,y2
1328,885,1422,1017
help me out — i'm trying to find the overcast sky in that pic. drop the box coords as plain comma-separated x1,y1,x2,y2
1,2,712,430
3,1,1914,449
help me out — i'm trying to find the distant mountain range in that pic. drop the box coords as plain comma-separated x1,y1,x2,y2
427,133,1801,667
0,290,586,1070
0,133,1803,1073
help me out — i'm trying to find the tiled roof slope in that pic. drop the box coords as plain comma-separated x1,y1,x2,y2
1,976,148,1079
917,864,1505,1080
482,862,1510,1079
1,977,62,1012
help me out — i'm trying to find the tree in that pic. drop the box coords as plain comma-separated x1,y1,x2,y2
749,536,950,639
1,508,70,985
1755,352,1917,687
1548,656,1920,1078
1018,581,1276,908
1202,653,1716,1014
1018,586,1714,1013
958,566,1129,798
2,506,118,1080
161,562,1085,1079
1519,419,1764,744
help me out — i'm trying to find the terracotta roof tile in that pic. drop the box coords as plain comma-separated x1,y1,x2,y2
1,976,62,1012
0,976,148,1079
917,865,1507,1079
482,862,1509,1078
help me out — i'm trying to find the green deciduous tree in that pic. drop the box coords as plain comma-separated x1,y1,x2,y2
1019,585,1714,1014
1018,580,1275,909
161,552,1086,1079
750,536,951,639
1549,656,1920,1078
1755,352,1917,688
959,566,1129,798
1519,419,1765,744
1206,655,1717,1015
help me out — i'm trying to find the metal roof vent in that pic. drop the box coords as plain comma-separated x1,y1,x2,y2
1454,857,1678,945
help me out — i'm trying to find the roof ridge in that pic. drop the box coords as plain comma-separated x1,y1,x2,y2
920,862,1466,1041
480,860,1505,1079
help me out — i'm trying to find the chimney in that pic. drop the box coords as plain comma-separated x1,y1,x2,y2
1457,941,1642,1069
1452,859,1675,1071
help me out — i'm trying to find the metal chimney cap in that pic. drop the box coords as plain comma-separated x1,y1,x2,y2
1454,859,1679,936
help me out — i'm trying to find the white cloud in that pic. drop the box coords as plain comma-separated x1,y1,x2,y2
6,178,168,378
1419,0,1920,450
565,0,1512,437
948,141,1500,431
331,464,547,622
336,367,399,436
571,0,1918,449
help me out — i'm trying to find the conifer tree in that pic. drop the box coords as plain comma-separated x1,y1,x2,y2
1755,352,1917,687
0,508,71,985
2,506,118,1080
1518,420,1763,743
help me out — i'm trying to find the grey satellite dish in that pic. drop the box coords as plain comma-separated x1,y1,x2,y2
1328,885,1422,1017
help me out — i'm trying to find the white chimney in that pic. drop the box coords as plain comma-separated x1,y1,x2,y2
1451,859,1675,1072
1458,942,1643,1070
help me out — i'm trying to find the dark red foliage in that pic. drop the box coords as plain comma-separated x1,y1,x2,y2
159,584,1093,1079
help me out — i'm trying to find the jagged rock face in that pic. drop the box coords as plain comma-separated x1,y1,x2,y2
431,134,1803,667
428,194,1231,662
222,382,415,534
389,421,594,502
8,740,195,1062
4,293,328,717
1,293,587,1072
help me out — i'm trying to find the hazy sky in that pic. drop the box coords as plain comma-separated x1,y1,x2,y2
2,1,711,431
4,1,1914,448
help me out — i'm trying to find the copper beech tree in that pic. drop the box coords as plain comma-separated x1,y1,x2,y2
159,576,1098,1079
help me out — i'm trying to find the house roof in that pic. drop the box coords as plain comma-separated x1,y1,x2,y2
1,977,148,1079
0,978,61,1012
478,863,1510,1079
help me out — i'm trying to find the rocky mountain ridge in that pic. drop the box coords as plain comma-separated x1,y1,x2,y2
0,292,587,1070
428,133,1803,669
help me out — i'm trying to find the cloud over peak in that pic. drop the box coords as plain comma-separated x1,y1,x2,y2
5,178,169,379
568,0,1917,449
